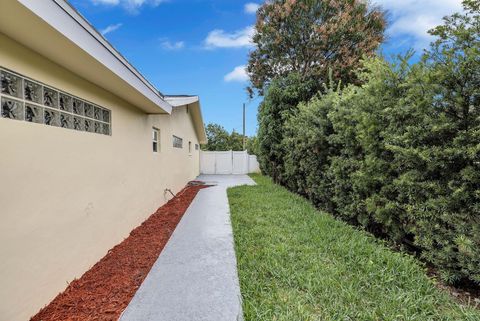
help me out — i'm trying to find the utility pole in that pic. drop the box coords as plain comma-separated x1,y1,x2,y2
242,103,246,150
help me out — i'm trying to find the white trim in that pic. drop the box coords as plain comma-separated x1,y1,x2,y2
17,0,172,114
152,127,160,153
165,96,207,144
165,96,199,107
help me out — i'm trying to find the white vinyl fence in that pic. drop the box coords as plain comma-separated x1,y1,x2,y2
200,150,261,174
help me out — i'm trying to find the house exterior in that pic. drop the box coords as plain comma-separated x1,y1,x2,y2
0,1,207,320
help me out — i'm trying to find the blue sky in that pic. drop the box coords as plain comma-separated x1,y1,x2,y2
69,0,464,137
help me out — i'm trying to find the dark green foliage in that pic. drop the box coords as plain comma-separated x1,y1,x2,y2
228,130,244,151
203,123,230,151
257,73,317,183
260,1,480,285
283,90,337,212
202,123,256,152
328,57,415,240
245,135,260,156
388,1,480,284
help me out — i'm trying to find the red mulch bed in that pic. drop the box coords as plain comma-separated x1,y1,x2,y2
31,183,209,321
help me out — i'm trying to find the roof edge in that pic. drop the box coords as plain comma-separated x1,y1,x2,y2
165,95,207,144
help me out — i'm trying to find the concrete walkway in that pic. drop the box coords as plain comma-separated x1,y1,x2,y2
120,174,255,321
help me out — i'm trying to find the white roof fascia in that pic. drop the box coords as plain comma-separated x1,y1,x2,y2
165,95,207,144
165,96,200,107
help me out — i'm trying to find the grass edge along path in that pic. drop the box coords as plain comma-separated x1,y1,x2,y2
228,174,480,321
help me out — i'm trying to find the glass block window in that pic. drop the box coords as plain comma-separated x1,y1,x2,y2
173,135,183,148
195,144,199,150
152,127,159,152
85,118,94,133
0,67,111,136
1,71,22,98
43,87,58,108
73,98,83,115
59,93,72,112
44,109,59,126
25,104,43,123
24,80,41,103
1,97,24,120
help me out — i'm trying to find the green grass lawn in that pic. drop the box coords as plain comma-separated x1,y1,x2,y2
228,174,480,321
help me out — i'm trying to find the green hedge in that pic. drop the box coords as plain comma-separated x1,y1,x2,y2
259,3,480,285
257,73,318,184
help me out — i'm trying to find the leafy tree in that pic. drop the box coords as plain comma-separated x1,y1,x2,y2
229,130,245,151
245,135,260,156
202,123,259,153
247,0,385,96
203,123,231,151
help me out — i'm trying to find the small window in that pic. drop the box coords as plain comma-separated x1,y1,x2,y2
152,128,159,152
188,141,192,153
173,135,183,148
195,144,199,150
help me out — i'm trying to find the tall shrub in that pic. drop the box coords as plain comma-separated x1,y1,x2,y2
384,0,480,284
257,73,317,183
282,89,338,212
329,56,417,238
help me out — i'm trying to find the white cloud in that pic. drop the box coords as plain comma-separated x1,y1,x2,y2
91,0,165,13
244,2,260,14
224,65,249,82
161,40,185,50
204,26,254,49
100,23,122,35
373,0,463,49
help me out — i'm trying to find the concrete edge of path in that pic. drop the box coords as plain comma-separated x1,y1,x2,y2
120,174,255,321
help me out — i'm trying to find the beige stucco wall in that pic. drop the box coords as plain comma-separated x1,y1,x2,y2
0,33,201,321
